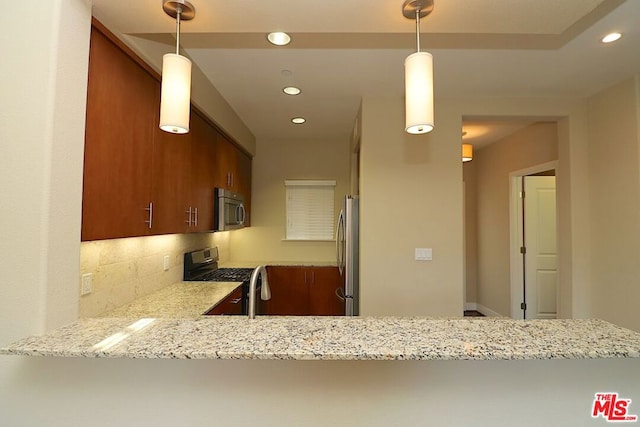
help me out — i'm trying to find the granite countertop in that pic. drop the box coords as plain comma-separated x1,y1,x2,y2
220,261,338,268
101,281,242,318
2,317,640,361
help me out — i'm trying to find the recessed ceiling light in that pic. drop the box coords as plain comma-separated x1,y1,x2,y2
291,117,306,124
267,32,291,46
602,32,622,43
283,86,301,96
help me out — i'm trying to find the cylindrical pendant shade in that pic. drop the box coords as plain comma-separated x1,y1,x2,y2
160,53,192,134
404,51,434,135
462,144,473,162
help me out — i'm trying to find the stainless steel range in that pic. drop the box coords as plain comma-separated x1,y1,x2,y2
183,247,258,315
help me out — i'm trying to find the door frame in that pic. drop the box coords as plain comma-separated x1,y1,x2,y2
509,160,558,319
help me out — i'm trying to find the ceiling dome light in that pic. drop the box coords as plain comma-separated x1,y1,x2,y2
283,86,301,96
291,117,306,124
602,32,622,43
267,32,291,46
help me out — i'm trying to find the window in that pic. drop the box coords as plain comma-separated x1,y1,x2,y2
285,180,336,240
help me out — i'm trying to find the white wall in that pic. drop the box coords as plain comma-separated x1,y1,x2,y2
0,0,89,346
360,98,464,316
2,357,639,427
587,76,640,332
230,137,350,264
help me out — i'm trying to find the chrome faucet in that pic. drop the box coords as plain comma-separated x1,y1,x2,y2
248,265,271,319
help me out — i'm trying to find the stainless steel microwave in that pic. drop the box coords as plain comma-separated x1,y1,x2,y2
215,188,246,231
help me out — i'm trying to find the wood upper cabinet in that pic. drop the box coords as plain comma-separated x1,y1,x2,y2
150,124,191,235
81,21,251,241
188,112,218,232
214,133,252,225
214,134,238,190
81,26,157,241
263,266,345,316
151,111,217,234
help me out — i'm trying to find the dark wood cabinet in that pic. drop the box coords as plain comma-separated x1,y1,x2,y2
308,267,345,316
263,267,309,315
214,134,252,225
81,26,157,241
263,266,345,316
81,21,251,241
204,286,243,315
151,123,192,234
188,112,218,232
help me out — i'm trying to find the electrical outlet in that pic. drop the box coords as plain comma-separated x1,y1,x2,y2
81,273,93,295
163,255,170,271
415,248,433,261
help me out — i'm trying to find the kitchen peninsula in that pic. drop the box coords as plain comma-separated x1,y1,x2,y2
3,314,640,361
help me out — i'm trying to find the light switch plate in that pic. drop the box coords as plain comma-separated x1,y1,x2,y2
415,248,433,261
163,255,170,271
81,273,93,295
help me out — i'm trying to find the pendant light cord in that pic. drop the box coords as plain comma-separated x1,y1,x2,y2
175,7,182,55
415,9,421,53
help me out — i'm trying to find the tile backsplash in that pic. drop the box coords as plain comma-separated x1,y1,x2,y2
79,232,230,318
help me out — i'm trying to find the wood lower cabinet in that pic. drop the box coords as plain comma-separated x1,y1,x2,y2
204,286,243,315
308,267,345,316
263,266,345,316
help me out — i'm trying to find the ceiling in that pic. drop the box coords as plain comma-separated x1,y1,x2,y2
90,0,640,146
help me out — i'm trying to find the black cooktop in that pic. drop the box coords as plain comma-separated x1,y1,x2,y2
202,267,254,282
183,247,253,282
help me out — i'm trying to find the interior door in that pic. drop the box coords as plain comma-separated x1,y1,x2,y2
523,176,557,319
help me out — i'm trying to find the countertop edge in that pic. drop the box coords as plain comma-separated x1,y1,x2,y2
2,317,640,362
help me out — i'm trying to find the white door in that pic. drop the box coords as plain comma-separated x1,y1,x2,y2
523,176,557,319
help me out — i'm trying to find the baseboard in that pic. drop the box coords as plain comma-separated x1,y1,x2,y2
464,302,477,311
475,303,504,317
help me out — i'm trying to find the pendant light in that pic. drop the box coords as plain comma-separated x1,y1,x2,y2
462,144,473,162
160,1,196,134
402,0,434,135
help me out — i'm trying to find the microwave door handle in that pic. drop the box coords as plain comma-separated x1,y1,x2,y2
239,203,246,225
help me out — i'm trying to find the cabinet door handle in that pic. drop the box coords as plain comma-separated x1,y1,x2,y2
230,298,242,304
185,207,192,226
144,202,153,229
193,207,198,227
312,271,315,285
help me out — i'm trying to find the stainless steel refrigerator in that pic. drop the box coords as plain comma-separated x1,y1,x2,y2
336,195,359,316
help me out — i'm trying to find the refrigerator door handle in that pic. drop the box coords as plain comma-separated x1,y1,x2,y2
336,210,345,275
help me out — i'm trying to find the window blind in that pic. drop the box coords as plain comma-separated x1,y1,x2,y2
285,180,336,240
